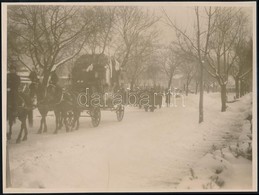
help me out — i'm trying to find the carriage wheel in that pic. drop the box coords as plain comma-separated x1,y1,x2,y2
91,107,101,127
116,105,124,122
65,111,74,132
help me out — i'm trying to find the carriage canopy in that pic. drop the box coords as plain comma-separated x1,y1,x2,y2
72,53,121,92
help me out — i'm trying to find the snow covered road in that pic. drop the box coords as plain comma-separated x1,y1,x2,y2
6,93,254,192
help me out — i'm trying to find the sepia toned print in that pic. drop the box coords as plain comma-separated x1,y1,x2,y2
2,2,257,193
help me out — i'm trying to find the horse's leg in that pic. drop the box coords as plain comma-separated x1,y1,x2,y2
59,113,63,129
54,111,60,134
72,118,76,128
75,111,80,130
38,117,43,134
71,109,79,130
16,121,24,144
59,111,63,131
76,117,79,130
38,109,44,134
57,114,61,130
22,116,28,141
43,115,47,133
58,111,62,129
71,110,76,129
55,111,58,130
63,112,70,132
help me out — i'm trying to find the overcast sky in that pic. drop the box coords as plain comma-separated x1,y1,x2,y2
151,5,254,45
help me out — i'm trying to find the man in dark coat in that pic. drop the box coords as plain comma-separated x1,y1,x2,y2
7,65,21,112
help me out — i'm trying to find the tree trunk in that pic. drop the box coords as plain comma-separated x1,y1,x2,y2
235,77,240,99
244,82,248,95
167,75,173,90
42,70,50,88
240,80,244,97
185,81,189,96
220,84,227,112
195,81,199,94
199,64,204,123
212,83,216,92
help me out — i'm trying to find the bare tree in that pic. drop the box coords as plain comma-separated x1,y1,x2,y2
144,52,163,87
112,7,159,90
114,7,159,68
180,61,196,96
162,7,216,123
82,6,116,55
203,69,217,93
8,5,95,88
205,8,249,111
125,34,157,90
162,44,181,90
232,37,252,98
55,7,117,79
176,50,197,96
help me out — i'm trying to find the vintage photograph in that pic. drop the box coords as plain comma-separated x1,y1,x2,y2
2,2,257,192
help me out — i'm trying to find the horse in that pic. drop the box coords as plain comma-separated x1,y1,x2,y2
7,90,33,143
30,79,82,134
29,80,64,134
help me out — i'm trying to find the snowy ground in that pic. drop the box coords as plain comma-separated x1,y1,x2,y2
4,92,256,192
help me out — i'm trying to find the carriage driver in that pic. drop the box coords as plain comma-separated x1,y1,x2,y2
7,65,21,113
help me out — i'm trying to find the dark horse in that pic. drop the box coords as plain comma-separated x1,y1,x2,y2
29,78,61,134
7,90,33,143
30,80,80,134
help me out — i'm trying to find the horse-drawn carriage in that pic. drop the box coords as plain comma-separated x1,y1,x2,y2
6,54,125,142
68,53,125,128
